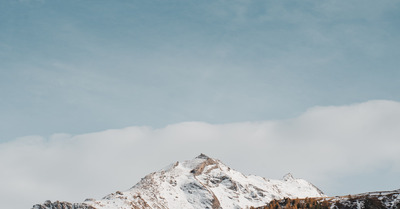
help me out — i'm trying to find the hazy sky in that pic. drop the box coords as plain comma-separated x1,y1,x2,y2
1,0,400,141
1,0,400,208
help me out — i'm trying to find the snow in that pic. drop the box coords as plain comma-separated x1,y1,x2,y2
34,154,326,209
322,190,400,209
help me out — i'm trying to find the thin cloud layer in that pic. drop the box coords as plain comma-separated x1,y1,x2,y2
1,100,400,209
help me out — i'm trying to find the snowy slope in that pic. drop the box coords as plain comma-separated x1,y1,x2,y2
33,154,325,209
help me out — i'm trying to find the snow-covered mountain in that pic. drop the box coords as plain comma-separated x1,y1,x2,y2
32,154,325,209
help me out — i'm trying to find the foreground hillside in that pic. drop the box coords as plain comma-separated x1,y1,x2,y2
252,189,400,209
33,154,325,209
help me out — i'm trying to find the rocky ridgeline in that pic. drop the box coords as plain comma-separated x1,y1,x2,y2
253,189,400,209
33,200,94,209
32,154,326,209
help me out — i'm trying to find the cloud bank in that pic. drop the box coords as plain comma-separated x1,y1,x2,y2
1,100,400,209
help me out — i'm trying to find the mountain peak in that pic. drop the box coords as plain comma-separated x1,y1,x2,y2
283,173,295,181
33,156,325,209
190,156,218,176
195,153,210,159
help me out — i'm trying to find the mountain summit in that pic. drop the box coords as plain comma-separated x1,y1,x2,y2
33,154,325,209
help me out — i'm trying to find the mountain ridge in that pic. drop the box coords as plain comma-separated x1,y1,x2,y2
252,189,400,209
33,154,326,209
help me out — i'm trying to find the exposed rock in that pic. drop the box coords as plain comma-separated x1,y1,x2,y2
33,154,325,209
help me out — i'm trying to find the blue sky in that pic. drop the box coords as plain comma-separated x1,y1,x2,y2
1,1,400,208
1,0,400,141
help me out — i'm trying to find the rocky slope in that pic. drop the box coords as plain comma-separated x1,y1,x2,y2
33,154,325,209
253,189,400,209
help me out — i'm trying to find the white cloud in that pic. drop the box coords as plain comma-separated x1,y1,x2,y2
1,100,400,209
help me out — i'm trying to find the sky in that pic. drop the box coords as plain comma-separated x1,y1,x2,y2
1,0,400,208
